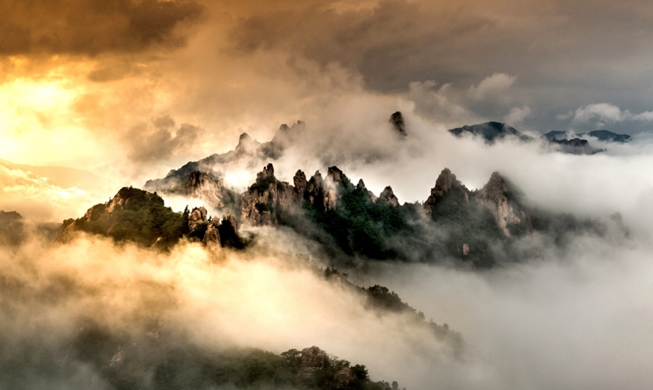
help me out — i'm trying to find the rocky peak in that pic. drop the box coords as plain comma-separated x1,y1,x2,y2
326,166,343,184
389,111,407,136
241,164,280,226
431,168,457,198
234,132,260,157
356,179,378,201
306,171,324,203
188,206,207,233
475,172,529,237
258,163,275,180
423,168,469,215
293,170,307,195
379,186,399,207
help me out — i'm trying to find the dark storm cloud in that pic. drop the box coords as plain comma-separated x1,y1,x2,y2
228,0,653,90
0,0,204,56
227,0,653,131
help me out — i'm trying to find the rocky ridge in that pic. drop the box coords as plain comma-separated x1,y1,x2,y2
57,187,243,250
144,122,304,196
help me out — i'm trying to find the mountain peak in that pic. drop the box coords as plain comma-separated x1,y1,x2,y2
389,111,407,136
423,168,469,215
475,172,530,237
449,122,533,143
379,186,399,207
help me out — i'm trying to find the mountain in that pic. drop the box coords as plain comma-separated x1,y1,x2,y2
0,211,25,247
548,138,603,155
542,130,570,140
448,121,534,143
235,164,605,268
449,123,622,154
544,129,630,144
144,122,304,194
57,187,245,251
580,130,631,143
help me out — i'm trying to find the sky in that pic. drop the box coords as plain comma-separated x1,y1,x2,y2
1,0,653,171
3,2,653,389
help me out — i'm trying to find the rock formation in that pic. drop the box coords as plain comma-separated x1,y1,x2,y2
57,187,243,250
378,186,399,207
475,172,531,236
389,111,407,136
240,164,351,226
357,179,378,201
449,121,533,143
240,163,282,226
423,168,469,215
188,206,207,233
187,171,225,208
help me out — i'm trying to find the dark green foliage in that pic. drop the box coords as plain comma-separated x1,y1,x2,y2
218,219,247,249
529,208,605,247
364,285,413,314
67,188,189,250
0,210,25,247
427,190,504,268
284,174,417,261
56,321,397,390
362,284,464,355
249,174,277,194
255,202,273,213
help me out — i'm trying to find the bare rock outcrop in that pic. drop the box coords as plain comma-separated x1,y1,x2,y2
293,170,308,199
306,171,324,206
241,163,281,226
423,168,469,215
356,179,378,201
378,186,399,207
323,167,343,211
202,219,221,248
475,172,530,237
187,172,225,208
188,206,207,234
389,111,407,136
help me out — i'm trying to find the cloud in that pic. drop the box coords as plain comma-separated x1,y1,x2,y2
503,106,533,125
570,103,653,125
0,0,204,56
572,103,624,123
0,231,459,389
468,73,516,101
124,115,201,164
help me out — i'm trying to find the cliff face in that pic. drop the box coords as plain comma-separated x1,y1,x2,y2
378,186,399,207
187,172,226,208
240,164,353,227
475,172,532,237
240,163,284,226
423,168,469,216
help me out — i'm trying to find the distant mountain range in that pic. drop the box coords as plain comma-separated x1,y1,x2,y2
448,121,533,143
449,121,630,154
543,129,631,143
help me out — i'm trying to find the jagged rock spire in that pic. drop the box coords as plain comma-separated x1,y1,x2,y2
389,111,407,136
379,186,399,207
475,172,530,237
423,168,469,215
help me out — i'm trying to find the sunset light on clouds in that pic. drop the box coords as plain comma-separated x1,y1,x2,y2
2,1,653,389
